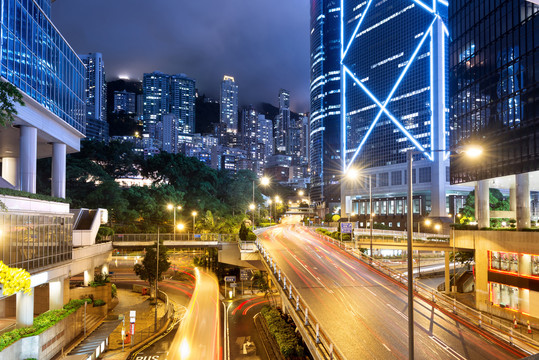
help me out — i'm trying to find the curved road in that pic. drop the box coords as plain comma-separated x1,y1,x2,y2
259,223,526,360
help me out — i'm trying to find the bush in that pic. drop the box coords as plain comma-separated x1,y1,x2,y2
93,299,106,307
111,283,117,298
0,299,90,351
261,306,304,357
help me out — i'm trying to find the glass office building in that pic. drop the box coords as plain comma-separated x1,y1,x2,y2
0,0,86,134
310,0,342,206
341,0,448,169
449,0,539,183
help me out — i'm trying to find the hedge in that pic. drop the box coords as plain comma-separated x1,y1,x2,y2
0,298,92,351
0,188,69,204
261,306,304,358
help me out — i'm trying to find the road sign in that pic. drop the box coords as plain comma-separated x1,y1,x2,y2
240,269,250,281
230,282,238,288
224,276,236,282
129,310,136,319
341,222,353,234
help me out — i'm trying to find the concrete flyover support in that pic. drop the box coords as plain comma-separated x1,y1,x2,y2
52,142,66,199
475,180,490,229
1,157,19,188
49,279,64,310
20,126,37,194
445,251,451,294
84,269,95,286
516,173,530,229
16,289,34,327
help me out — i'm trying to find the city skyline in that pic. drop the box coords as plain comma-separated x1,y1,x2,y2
51,0,311,112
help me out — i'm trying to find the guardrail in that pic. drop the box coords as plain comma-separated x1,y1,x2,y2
129,287,174,346
307,228,539,356
311,226,449,241
256,240,346,360
113,233,238,242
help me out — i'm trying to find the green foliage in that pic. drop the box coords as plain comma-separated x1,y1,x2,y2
239,222,248,241
0,187,69,203
331,214,341,222
93,299,106,307
260,306,304,357
0,299,90,351
459,189,510,220
111,283,117,298
97,226,115,242
0,81,24,127
89,273,110,287
133,244,171,293
450,250,474,266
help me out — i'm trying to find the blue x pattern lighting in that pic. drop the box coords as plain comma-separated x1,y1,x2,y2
341,0,449,172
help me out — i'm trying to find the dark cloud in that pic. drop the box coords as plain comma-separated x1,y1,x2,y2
52,0,310,112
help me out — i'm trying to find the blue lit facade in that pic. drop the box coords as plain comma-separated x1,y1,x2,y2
0,0,86,134
340,0,469,227
310,0,342,207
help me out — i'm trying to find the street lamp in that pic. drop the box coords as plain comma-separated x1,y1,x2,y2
177,223,185,231
249,203,256,228
268,199,273,224
191,211,197,240
167,204,182,241
252,176,270,226
406,145,482,359
346,168,373,260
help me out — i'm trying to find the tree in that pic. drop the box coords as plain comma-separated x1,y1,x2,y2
239,222,249,241
0,82,24,127
459,189,510,223
133,243,171,298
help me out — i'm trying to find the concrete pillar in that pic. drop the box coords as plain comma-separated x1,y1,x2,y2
444,251,451,294
516,173,530,229
476,180,490,229
1,157,19,188
510,186,516,212
49,280,64,310
20,126,37,193
52,143,66,199
84,270,95,286
16,289,34,327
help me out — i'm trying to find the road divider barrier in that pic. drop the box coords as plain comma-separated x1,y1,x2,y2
256,239,346,360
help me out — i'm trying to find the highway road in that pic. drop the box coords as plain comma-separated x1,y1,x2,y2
259,223,526,360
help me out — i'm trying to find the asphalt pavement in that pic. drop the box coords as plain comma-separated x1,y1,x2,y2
259,224,527,360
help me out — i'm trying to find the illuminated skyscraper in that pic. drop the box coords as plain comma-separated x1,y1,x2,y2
340,0,467,229
220,75,239,132
80,53,108,142
309,0,342,209
143,71,170,140
170,74,196,133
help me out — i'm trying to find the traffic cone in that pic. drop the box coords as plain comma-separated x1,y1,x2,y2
528,320,532,334
514,316,518,329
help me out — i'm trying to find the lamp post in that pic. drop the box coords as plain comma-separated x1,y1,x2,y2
167,204,182,241
249,203,256,229
155,227,159,331
191,211,197,240
268,199,273,224
406,145,482,359
346,168,373,259
252,176,270,226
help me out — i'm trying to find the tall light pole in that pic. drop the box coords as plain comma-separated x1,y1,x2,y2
346,168,373,259
155,227,160,331
191,211,197,240
268,199,273,223
406,145,482,359
252,176,270,226
249,203,256,229
167,204,182,241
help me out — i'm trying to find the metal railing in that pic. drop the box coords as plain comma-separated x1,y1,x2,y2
113,233,238,242
257,240,346,360
307,228,539,356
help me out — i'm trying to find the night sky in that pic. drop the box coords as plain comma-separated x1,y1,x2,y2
52,0,310,113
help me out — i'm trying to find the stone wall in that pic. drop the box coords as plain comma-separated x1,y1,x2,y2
69,283,112,305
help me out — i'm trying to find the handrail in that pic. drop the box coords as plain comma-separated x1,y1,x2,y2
305,228,539,355
257,239,347,360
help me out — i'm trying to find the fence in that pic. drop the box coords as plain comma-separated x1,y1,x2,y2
113,233,238,242
307,228,539,355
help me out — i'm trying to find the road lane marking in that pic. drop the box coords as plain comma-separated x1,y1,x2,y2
383,343,391,352
387,303,408,321
365,287,377,297
429,335,467,360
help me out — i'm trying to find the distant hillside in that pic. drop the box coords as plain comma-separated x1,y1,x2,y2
106,79,143,137
257,102,300,120
196,95,220,134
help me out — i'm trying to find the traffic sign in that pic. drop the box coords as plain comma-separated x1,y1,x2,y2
240,269,250,281
341,222,353,234
230,282,238,288
224,276,236,282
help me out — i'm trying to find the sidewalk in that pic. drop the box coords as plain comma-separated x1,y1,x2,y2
101,288,166,360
